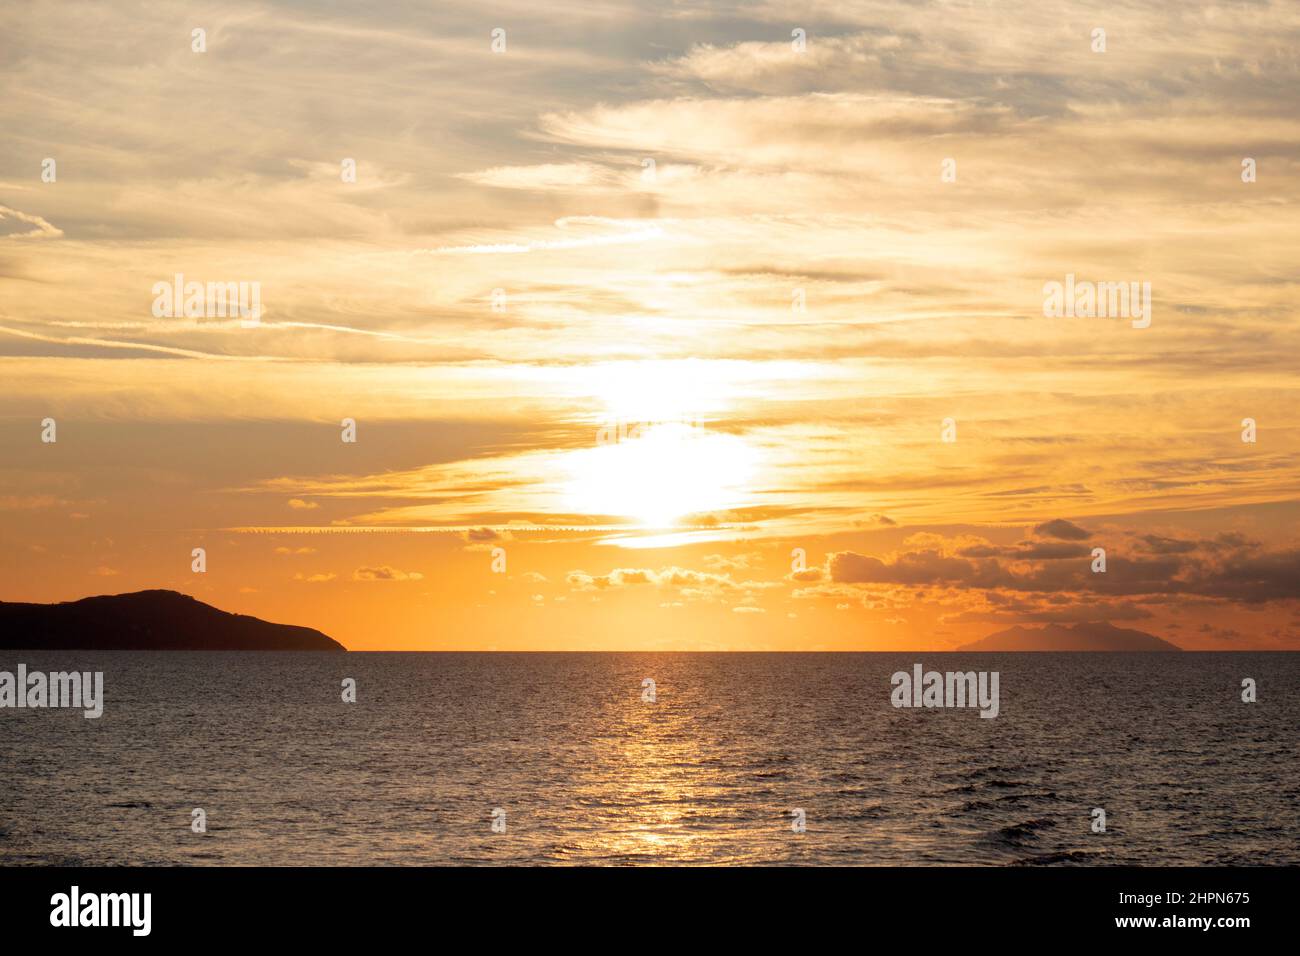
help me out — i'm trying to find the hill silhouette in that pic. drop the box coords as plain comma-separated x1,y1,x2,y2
957,621,1181,652
0,590,344,651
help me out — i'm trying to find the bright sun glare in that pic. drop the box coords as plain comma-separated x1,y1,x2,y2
564,422,757,527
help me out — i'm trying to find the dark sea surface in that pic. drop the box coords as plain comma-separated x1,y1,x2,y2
1,652,1296,866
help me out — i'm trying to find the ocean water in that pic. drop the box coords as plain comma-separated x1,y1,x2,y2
1,652,1295,866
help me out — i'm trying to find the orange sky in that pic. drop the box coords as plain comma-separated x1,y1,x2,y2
2,0,1298,650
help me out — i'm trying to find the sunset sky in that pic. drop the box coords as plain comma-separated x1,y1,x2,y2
2,0,1298,650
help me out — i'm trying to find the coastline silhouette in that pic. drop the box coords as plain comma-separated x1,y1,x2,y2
0,590,344,651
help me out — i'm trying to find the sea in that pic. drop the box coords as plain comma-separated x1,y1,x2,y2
1,652,1295,865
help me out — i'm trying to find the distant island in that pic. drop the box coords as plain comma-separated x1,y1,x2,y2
0,590,345,651
957,621,1181,652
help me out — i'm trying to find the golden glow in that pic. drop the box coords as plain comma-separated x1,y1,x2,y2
2,1,1297,651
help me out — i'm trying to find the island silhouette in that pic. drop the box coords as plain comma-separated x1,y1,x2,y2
0,590,344,651
956,621,1181,652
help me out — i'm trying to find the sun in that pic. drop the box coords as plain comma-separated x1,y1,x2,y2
563,421,757,527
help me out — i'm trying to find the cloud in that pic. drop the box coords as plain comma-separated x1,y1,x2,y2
1136,533,1199,555
0,495,66,510
457,163,622,191
943,601,1154,625
353,566,423,582
538,93,1015,175
567,568,656,590
787,567,825,582
957,540,1091,560
0,206,62,240
1033,519,1091,541
704,551,763,570
424,219,665,255
824,529,1300,605
565,565,775,597
287,498,319,510
295,572,336,583
858,513,897,527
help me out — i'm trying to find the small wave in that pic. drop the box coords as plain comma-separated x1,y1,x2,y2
994,818,1058,844
1014,849,1100,866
